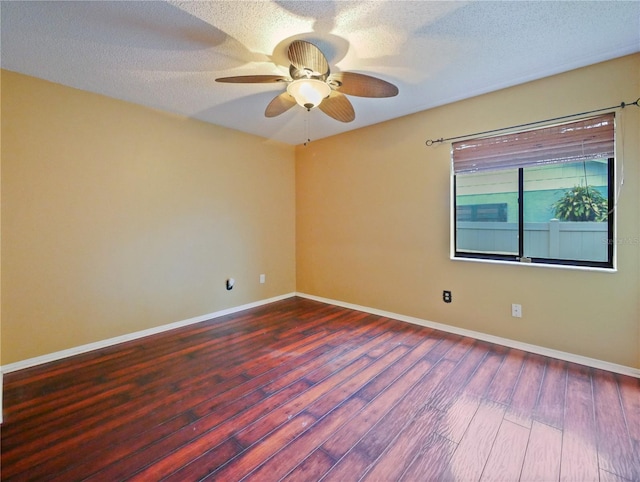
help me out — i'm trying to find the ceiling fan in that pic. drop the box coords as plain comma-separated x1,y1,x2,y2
216,40,398,123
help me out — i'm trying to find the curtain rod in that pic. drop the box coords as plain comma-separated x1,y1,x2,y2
425,97,640,146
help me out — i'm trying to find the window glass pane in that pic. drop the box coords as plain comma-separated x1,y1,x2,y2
456,169,519,255
523,160,609,262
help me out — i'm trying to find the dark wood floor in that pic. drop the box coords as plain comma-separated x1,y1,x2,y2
2,297,639,481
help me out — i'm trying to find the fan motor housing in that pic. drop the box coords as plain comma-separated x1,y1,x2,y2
289,65,328,82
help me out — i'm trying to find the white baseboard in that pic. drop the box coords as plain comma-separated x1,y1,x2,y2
1,293,296,374
296,292,640,379
2,291,637,380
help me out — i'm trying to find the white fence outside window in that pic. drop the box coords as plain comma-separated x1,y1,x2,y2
456,219,608,261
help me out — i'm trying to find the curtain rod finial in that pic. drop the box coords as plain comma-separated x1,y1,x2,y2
623,97,640,108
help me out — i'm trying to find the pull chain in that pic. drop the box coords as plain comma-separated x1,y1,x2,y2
303,111,312,146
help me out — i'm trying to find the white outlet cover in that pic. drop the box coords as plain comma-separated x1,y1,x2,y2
511,304,522,317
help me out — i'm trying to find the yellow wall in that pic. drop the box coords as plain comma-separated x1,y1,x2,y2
1,70,296,364
296,54,640,368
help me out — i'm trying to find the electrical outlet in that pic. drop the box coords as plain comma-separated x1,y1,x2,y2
511,303,522,318
259,274,266,284
443,290,452,303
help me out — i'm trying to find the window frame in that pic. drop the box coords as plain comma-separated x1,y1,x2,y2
451,115,616,270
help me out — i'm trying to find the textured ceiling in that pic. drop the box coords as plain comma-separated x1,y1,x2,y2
2,1,639,145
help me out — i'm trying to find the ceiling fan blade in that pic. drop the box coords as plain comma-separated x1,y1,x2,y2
265,92,297,118
287,40,329,76
330,72,398,98
216,75,288,84
318,91,355,123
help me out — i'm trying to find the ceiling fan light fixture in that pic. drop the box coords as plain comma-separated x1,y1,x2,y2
287,79,331,110
217,40,396,123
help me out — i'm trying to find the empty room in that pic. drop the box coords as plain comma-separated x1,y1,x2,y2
1,1,639,481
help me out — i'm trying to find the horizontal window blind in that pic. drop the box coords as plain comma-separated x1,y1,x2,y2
452,113,615,174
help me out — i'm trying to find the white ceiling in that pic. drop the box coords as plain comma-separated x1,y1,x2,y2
2,1,639,145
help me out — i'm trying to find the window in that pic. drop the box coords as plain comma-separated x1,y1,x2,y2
452,114,615,268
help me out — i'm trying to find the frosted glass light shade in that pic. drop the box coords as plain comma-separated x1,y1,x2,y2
286,79,331,110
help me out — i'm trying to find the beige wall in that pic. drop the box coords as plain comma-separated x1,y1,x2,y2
296,54,640,368
2,55,639,370
1,71,296,364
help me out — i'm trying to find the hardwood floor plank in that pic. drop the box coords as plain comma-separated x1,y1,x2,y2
534,357,568,429
560,365,599,482
504,352,546,428
2,304,279,400
317,358,434,461
485,348,525,405
306,339,440,417
47,412,200,482
198,412,318,482
6,333,351,478
318,449,371,482
423,333,463,362
520,420,562,482
143,437,244,481
90,331,377,479
397,433,457,482
353,336,440,403
82,388,271,481
437,395,481,444
479,419,530,481
425,341,487,411
2,383,134,454
97,323,397,479
462,345,505,399
2,350,139,421
240,398,366,481
600,468,635,482
446,401,506,481
49,370,249,477
232,347,393,448
58,322,390,476
360,406,442,481
617,375,640,442
592,369,639,481
302,330,397,385
279,448,336,482
323,358,456,475
3,307,320,442
316,334,464,462
8,312,340,478
443,335,475,361
250,340,361,397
